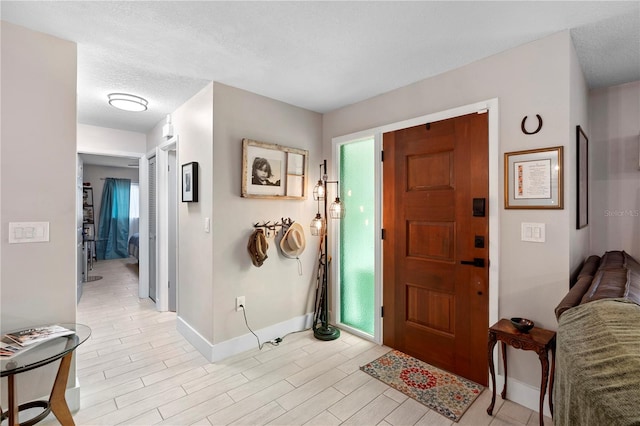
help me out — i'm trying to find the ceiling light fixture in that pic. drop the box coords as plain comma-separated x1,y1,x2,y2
107,93,148,112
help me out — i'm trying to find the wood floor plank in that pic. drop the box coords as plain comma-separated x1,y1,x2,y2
341,394,399,425
383,398,429,426
228,401,286,426
207,380,295,425
268,388,344,426
159,393,234,426
160,374,246,419
115,367,208,408
327,378,389,421
277,368,347,411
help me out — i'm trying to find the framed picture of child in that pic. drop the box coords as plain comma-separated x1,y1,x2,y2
241,139,308,199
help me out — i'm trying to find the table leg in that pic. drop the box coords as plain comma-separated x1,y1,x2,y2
8,374,18,426
537,348,550,426
49,352,75,425
500,341,508,399
487,332,497,415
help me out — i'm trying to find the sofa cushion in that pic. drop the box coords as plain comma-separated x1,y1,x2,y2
623,251,640,305
556,275,594,320
576,255,601,280
598,250,625,270
581,268,629,303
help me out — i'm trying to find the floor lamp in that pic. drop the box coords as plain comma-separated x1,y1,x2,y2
310,159,345,341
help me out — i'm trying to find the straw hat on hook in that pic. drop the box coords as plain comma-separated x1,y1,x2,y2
280,222,306,259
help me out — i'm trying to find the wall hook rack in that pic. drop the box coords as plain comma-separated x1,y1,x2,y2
253,217,293,237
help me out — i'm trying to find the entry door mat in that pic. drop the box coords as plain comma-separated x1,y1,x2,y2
360,349,483,422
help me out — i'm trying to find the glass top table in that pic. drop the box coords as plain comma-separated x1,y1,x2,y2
1,323,91,426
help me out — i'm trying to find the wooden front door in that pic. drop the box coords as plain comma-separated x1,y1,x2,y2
382,112,489,386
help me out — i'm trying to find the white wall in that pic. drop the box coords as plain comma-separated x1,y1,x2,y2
323,31,576,397
211,83,322,344
1,21,78,405
78,123,146,156
589,81,640,258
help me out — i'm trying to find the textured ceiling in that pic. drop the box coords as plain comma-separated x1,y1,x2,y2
2,1,639,135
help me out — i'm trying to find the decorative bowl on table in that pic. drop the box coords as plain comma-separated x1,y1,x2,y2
510,317,534,333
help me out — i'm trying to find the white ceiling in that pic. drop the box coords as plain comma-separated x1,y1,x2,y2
2,1,639,136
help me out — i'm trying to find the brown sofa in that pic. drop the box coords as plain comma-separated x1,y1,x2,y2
554,251,640,425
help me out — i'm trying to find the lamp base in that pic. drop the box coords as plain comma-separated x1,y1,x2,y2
313,324,341,341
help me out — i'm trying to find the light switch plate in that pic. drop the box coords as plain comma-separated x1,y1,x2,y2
9,222,50,244
521,222,545,243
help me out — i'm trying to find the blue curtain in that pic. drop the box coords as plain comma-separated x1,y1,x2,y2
97,178,131,260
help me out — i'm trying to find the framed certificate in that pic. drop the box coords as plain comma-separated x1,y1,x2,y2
504,146,563,209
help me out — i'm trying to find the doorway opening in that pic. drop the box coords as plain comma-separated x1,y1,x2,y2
77,153,143,303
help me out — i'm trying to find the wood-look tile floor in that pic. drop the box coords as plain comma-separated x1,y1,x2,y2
46,258,551,425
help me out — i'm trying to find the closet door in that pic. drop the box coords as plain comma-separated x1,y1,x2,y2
149,156,157,302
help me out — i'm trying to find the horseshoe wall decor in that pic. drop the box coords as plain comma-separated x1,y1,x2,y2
521,115,543,135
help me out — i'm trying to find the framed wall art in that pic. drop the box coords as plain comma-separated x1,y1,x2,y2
577,126,589,228
241,138,308,199
182,162,198,202
504,146,563,209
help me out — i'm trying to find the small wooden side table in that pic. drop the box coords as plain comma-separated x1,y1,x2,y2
486,318,556,426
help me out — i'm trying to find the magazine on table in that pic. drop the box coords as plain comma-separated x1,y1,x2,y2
3,325,75,348
0,338,37,358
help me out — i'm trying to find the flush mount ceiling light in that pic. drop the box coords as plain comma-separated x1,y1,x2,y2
107,93,148,112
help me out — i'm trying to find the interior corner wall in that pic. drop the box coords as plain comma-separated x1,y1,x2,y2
211,83,322,345
568,36,591,277
589,80,640,259
148,82,215,344
323,31,574,392
0,21,77,405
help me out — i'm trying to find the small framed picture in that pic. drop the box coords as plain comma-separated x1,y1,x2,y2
577,126,588,228
241,139,308,199
504,146,563,209
182,162,198,202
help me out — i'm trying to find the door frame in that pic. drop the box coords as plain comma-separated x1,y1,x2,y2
331,99,500,344
148,136,179,312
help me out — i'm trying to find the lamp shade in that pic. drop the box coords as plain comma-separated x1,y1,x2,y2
310,213,325,236
329,197,346,219
313,181,325,201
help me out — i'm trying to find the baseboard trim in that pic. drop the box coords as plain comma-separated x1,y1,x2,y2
494,374,552,418
177,313,314,362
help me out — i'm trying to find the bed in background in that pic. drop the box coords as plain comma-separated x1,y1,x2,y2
128,232,139,260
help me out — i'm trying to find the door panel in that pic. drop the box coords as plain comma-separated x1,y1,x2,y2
149,155,157,302
383,112,489,386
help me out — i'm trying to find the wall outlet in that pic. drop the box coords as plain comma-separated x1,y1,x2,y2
236,296,245,312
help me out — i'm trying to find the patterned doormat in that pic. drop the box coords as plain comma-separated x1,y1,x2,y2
86,275,103,282
361,349,483,422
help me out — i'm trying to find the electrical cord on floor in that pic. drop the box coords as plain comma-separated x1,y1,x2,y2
240,304,281,350
240,304,312,350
